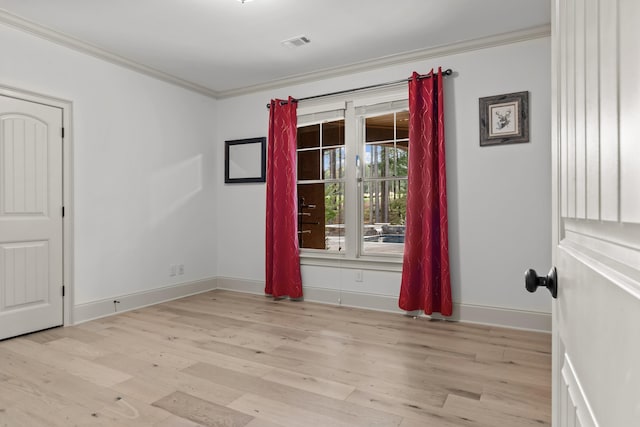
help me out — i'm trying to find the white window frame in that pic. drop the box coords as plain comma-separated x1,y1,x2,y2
297,87,408,272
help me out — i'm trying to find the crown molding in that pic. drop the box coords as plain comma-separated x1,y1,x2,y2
0,9,221,99
217,24,551,99
1,8,549,101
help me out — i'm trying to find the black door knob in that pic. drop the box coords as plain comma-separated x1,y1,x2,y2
525,267,558,299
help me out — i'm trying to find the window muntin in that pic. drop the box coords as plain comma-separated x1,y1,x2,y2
295,98,408,261
296,119,345,252
361,111,408,255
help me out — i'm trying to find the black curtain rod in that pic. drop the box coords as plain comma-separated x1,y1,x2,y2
266,68,453,108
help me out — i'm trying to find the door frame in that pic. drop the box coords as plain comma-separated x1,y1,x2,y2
0,84,74,327
550,0,561,424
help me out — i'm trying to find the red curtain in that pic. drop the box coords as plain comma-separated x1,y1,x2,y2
399,69,452,316
265,97,303,299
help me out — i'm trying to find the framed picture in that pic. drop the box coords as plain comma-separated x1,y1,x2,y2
479,91,529,146
224,137,266,183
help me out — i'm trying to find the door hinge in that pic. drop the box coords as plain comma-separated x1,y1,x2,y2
62,286,65,297
61,127,65,138
62,206,65,217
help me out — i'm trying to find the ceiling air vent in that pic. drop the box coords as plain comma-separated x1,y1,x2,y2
281,35,311,48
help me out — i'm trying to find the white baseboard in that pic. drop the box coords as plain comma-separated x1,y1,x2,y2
217,276,264,295
216,277,551,332
73,276,550,332
428,303,551,332
217,276,402,312
73,277,217,324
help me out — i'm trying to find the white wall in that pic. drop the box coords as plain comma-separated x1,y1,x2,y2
0,24,218,307
217,37,552,318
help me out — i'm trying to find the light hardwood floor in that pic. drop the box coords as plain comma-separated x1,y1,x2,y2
0,290,551,426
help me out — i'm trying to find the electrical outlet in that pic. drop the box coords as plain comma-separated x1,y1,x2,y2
355,270,363,282
178,264,184,275
170,265,177,277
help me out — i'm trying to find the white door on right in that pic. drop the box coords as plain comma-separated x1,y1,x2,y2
552,0,640,426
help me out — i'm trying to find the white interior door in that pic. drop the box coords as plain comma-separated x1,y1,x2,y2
0,95,63,340
551,0,640,426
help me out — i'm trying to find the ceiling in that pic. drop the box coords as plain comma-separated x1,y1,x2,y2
0,0,550,98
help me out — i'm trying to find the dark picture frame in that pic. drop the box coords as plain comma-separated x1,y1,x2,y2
224,137,266,183
479,91,529,146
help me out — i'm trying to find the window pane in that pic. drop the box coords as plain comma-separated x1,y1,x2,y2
297,182,344,252
324,182,345,252
297,124,319,149
323,120,345,147
396,111,409,139
365,143,395,178
365,113,394,142
298,150,320,180
298,183,325,249
362,179,407,255
364,144,386,178
395,141,409,177
323,147,345,180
